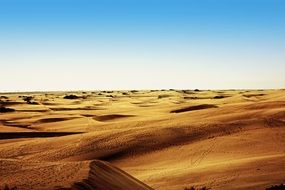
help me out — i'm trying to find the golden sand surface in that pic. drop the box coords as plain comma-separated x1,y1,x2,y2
0,89,284,190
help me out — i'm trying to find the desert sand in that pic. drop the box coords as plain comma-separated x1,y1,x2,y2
0,89,284,190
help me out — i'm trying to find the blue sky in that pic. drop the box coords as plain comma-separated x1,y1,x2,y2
0,0,284,91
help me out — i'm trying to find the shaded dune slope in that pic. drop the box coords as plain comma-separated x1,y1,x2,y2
170,104,218,113
59,160,153,190
0,132,83,139
92,114,135,122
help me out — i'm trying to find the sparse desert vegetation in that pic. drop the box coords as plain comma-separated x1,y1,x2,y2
22,96,38,105
63,94,81,99
0,106,15,113
184,187,210,190
266,184,285,190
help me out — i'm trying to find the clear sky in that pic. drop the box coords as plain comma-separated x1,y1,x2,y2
0,0,284,91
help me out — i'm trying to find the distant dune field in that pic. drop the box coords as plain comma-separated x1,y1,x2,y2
0,90,285,190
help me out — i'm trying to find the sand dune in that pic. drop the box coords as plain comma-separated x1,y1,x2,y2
0,90,284,190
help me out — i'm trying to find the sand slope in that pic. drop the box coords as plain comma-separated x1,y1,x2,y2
64,160,153,190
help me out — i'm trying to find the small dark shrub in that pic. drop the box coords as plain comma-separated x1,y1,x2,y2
184,187,196,190
184,96,198,100
63,95,80,99
2,184,18,190
0,107,15,113
184,186,210,190
0,96,8,99
182,90,193,94
194,89,200,92
213,95,225,99
28,101,39,105
22,96,38,104
22,96,33,102
158,94,171,99
266,183,285,190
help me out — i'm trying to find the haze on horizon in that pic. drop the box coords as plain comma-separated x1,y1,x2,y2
0,0,284,92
